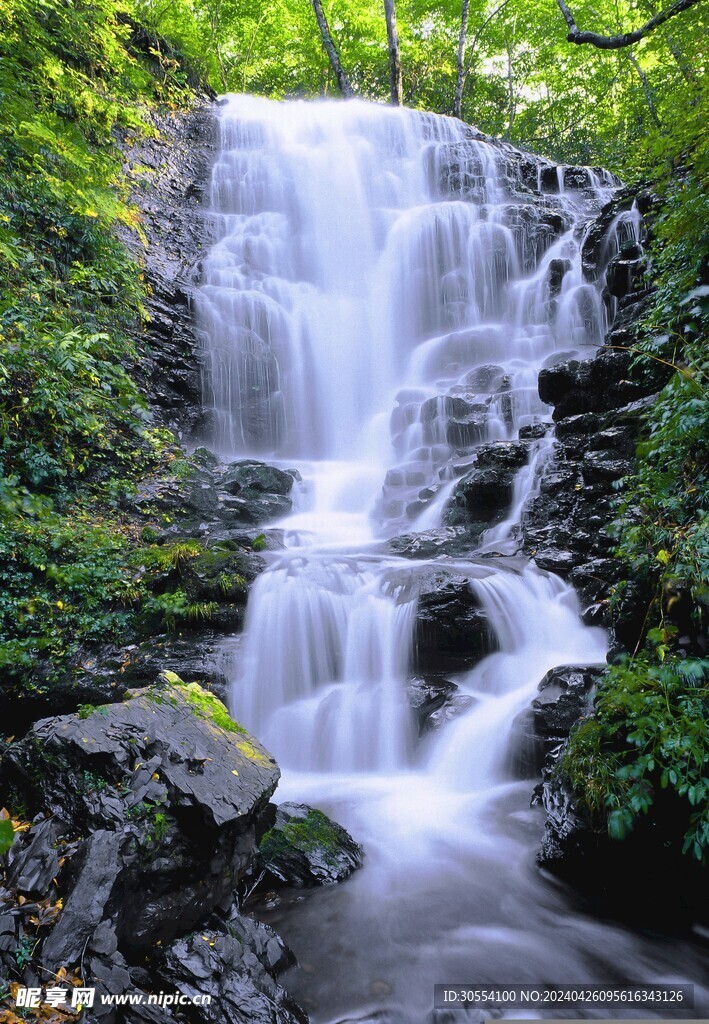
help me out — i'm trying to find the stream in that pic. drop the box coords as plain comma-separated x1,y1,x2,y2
195,95,707,1024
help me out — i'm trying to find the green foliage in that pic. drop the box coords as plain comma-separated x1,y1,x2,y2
564,655,709,859
0,508,140,681
14,936,36,968
0,0,216,689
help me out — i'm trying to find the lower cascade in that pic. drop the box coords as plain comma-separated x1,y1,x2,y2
196,96,705,1022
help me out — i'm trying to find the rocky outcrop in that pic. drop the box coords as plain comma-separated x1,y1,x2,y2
522,385,660,651
257,803,363,888
132,450,299,542
0,674,309,1022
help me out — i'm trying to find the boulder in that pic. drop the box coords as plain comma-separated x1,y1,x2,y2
154,926,308,1024
259,803,363,888
1,675,279,962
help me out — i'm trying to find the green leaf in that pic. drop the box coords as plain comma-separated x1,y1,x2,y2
0,818,15,856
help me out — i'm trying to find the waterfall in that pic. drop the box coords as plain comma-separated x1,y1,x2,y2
195,96,705,1024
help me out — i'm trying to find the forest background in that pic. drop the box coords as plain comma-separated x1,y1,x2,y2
0,0,707,860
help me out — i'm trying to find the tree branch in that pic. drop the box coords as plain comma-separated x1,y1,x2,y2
554,0,703,49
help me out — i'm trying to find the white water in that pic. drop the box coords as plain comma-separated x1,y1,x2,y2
196,96,706,1023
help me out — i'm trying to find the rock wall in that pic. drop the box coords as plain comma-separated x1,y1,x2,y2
117,98,218,440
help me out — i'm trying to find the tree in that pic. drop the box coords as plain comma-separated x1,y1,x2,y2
383,0,403,104
453,0,512,120
453,0,470,118
310,0,355,96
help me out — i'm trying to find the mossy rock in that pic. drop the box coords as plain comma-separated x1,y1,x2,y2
157,671,246,735
259,802,363,887
183,544,266,603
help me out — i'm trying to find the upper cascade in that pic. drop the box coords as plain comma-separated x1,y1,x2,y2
196,95,639,539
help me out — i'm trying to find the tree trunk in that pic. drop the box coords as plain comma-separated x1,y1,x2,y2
310,0,355,98
453,0,471,119
506,42,516,134
384,0,404,105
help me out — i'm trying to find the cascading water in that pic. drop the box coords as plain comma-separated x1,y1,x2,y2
196,96,706,1023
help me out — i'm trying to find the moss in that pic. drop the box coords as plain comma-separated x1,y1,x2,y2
235,737,272,767
260,809,343,866
170,678,247,735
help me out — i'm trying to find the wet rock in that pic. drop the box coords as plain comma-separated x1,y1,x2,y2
156,928,308,1024
445,466,517,523
533,548,582,574
580,188,637,281
547,258,571,296
388,528,468,560
475,441,529,469
414,569,497,672
406,676,458,732
538,348,647,420
463,364,506,392
532,664,603,742
518,422,551,440
425,694,475,731
259,803,363,888
442,441,530,532
605,246,645,299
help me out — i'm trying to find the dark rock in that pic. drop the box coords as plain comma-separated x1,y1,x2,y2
605,249,645,299
117,102,218,438
536,764,704,929
220,461,297,497
41,830,123,969
388,528,467,560
2,676,279,960
259,802,363,888
538,348,648,420
532,664,604,742
7,818,61,896
474,441,529,469
446,466,516,522
156,928,308,1024
414,569,497,672
580,188,637,282
442,441,530,531
581,450,633,486
547,258,571,296
518,422,551,440
533,548,582,574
